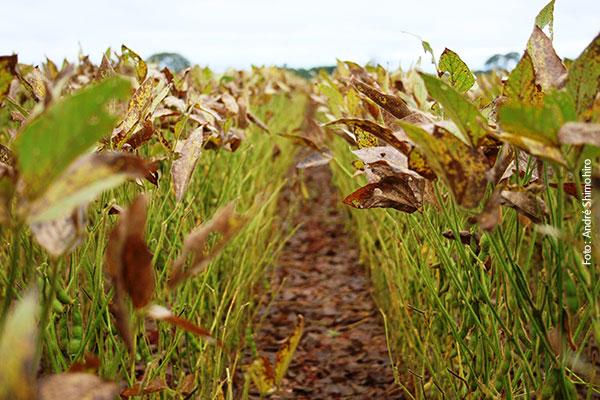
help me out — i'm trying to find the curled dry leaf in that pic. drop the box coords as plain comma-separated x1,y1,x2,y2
168,203,246,288
343,174,424,213
557,122,600,147
29,206,87,257
105,194,154,309
171,127,203,201
120,376,168,398
500,189,549,224
0,291,38,400
38,373,118,400
278,132,323,152
295,150,333,169
146,304,215,343
350,77,412,119
247,111,270,133
326,118,411,154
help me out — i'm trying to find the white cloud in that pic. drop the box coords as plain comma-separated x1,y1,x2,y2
2,0,598,70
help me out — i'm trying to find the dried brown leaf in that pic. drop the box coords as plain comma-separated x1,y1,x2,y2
171,127,203,201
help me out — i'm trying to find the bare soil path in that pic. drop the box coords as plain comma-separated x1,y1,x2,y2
251,165,402,399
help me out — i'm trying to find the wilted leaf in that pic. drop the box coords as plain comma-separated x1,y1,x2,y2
526,26,567,91
504,52,543,104
0,291,38,400
96,54,115,81
171,127,203,201
25,152,153,223
400,123,488,208
146,304,215,343
566,33,600,118
38,373,118,400
13,76,131,199
477,188,503,231
29,206,87,257
247,357,275,396
438,48,474,93
350,77,412,119
557,122,600,147
343,174,423,213
0,54,17,102
105,194,154,310
120,377,168,397
168,203,246,288
274,315,304,385
326,118,411,154
296,150,332,169
121,44,147,83
419,73,488,146
500,189,549,224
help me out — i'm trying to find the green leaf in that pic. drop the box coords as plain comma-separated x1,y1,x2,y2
0,291,39,400
13,76,131,199
399,122,488,208
422,40,436,66
504,51,543,104
535,0,555,38
498,91,576,145
419,72,488,146
438,48,475,93
566,33,600,119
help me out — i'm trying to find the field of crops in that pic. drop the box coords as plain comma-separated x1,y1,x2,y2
0,2,598,399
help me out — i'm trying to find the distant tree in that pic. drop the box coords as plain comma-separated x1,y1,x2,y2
146,52,191,72
483,52,520,71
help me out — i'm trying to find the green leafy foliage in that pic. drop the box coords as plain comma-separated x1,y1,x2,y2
13,76,131,199
438,48,475,93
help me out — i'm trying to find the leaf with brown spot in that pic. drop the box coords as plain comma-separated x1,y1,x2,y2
504,52,543,105
121,44,147,83
274,315,304,385
438,48,474,93
247,357,275,396
343,174,424,213
105,194,154,310
526,26,567,91
400,123,489,208
351,77,412,119
407,148,437,180
38,373,118,400
95,53,115,81
557,122,600,147
171,127,203,201
326,118,411,154
112,78,157,145
168,203,246,288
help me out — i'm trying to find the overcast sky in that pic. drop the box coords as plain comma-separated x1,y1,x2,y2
2,0,599,71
